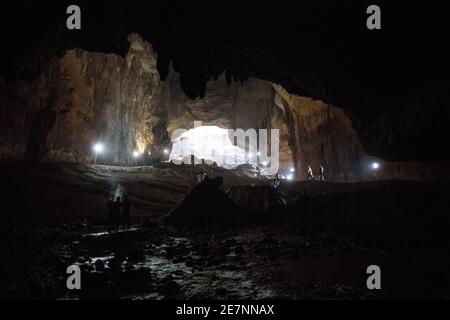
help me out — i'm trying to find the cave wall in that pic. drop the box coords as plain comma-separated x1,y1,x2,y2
0,34,161,165
1,2,449,164
274,86,366,181
0,33,288,168
156,70,294,167
0,33,446,181
274,86,450,181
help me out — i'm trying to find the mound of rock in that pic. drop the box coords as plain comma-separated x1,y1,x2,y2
166,176,242,226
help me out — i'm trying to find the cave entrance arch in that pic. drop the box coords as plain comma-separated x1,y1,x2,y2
169,125,247,169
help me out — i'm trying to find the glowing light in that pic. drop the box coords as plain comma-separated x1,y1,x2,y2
170,125,246,169
290,167,295,173
286,174,294,181
372,162,380,170
133,150,140,158
148,151,152,155
93,143,104,153
163,148,170,155
247,152,254,159
261,161,268,166
257,152,261,156
135,133,147,154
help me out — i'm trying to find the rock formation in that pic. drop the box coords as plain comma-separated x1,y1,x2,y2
0,33,447,181
1,3,448,164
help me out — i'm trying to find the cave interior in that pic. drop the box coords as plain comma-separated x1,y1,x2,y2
0,1,450,300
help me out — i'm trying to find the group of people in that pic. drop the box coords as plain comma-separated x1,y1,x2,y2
307,164,325,181
269,164,326,187
107,194,131,232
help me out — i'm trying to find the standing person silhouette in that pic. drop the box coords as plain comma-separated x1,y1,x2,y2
317,165,325,181
307,165,315,181
112,196,122,232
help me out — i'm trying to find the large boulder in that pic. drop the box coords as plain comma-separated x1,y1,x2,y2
166,176,241,226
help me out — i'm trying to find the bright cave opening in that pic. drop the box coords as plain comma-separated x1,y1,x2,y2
169,125,247,169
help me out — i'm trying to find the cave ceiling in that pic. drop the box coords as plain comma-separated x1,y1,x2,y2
1,1,449,162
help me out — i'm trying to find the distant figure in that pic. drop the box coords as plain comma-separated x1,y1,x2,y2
196,171,207,184
122,195,131,229
111,196,122,232
307,165,315,181
317,165,325,181
272,174,281,188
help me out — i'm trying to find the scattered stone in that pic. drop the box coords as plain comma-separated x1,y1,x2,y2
185,257,195,267
235,245,244,254
198,246,210,256
215,287,228,296
161,280,180,296
222,264,240,271
171,270,184,277
94,259,105,272
172,257,186,264
108,258,122,273
126,249,145,262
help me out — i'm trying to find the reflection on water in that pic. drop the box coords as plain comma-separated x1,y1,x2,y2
77,228,276,299
85,227,138,237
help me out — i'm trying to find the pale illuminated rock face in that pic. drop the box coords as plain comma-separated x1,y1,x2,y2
273,85,367,181
0,34,162,165
32,33,163,165
0,34,446,180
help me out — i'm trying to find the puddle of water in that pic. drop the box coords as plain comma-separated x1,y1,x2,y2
75,230,277,299
140,255,186,277
85,227,139,237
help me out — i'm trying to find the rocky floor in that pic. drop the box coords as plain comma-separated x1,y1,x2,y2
1,164,450,299
4,218,449,300
0,221,374,299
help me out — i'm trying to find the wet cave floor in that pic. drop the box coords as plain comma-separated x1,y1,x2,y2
1,164,450,300
3,219,446,300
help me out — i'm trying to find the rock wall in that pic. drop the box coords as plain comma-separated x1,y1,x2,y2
157,71,292,169
0,34,161,165
0,33,446,181
274,86,366,181
273,86,450,181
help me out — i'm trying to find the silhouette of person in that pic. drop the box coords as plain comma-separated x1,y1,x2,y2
317,165,325,181
272,174,281,188
122,194,131,229
112,196,122,232
307,165,315,181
